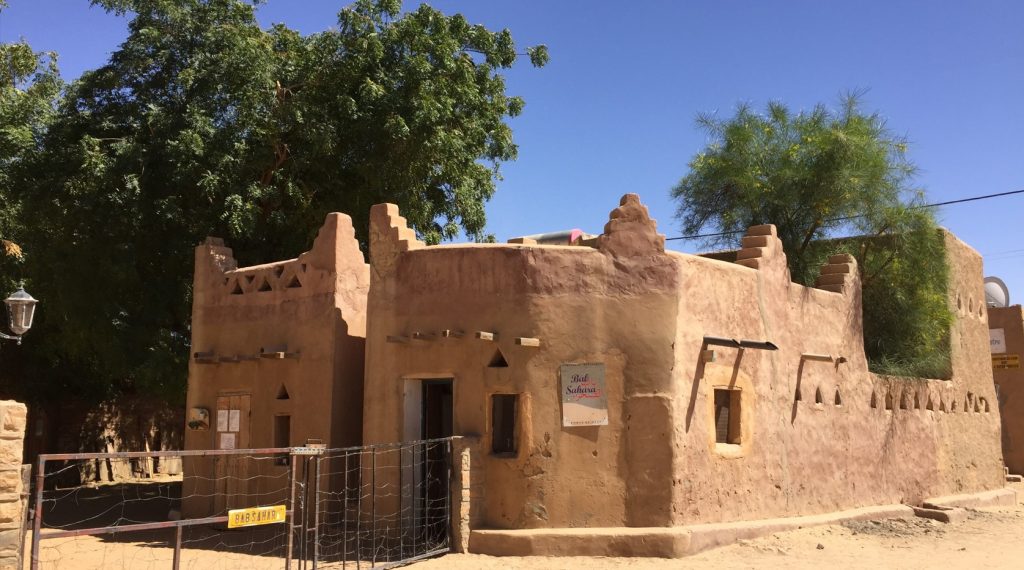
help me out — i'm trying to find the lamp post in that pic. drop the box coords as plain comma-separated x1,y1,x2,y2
1,285,38,345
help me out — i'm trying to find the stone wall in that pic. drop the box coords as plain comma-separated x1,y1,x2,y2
0,401,27,570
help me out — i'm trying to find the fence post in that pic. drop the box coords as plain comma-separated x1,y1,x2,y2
312,456,321,569
286,450,299,570
29,455,44,570
171,524,182,570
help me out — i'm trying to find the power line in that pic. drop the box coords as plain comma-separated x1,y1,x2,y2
666,187,1024,242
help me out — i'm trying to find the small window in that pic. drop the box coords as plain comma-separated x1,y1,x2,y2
274,415,291,465
713,388,741,445
491,394,518,455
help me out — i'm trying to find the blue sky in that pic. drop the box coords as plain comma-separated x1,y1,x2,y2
2,0,1022,299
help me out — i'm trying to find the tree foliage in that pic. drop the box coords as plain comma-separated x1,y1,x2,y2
0,3,61,298
672,96,953,378
6,0,546,403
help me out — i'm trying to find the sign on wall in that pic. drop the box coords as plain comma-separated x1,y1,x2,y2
560,363,608,427
993,354,1020,370
990,328,1006,354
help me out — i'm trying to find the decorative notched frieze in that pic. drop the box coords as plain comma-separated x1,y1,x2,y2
815,254,859,295
597,193,666,257
369,203,425,280
195,213,368,304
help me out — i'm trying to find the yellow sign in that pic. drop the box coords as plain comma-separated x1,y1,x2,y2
993,354,1020,370
227,505,287,528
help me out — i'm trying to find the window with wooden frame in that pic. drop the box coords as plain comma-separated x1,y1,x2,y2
491,394,518,455
713,387,742,445
274,414,291,465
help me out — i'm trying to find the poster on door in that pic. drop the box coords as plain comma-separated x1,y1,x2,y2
560,363,608,427
991,328,1006,354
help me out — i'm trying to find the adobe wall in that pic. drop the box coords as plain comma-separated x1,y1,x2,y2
990,305,1024,474
669,226,1003,525
362,193,1005,534
363,198,680,529
183,213,368,517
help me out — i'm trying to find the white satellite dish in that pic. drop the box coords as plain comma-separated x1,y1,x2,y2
984,276,1010,308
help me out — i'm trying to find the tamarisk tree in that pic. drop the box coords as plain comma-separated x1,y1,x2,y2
672,95,953,378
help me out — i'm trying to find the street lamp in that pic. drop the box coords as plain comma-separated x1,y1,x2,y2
1,285,38,345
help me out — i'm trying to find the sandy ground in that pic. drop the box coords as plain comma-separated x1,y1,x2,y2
411,501,1024,569
27,483,1024,569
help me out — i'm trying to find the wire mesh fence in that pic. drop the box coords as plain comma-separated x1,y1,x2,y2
312,438,453,569
28,438,455,570
30,448,296,570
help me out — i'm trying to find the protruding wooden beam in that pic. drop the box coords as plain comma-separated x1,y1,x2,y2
193,351,218,364
411,332,437,342
515,337,540,347
801,353,834,362
700,349,716,362
475,331,495,341
386,335,410,344
440,329,465,339
218,355,240,364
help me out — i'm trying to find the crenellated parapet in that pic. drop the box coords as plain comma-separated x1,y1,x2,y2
369,203,425,281
734,224,791,281
193,213,368,305
597,193,666,257
815,254,860,295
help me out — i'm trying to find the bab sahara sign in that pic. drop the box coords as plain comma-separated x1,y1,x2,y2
560,363,608,427
227,504,287,529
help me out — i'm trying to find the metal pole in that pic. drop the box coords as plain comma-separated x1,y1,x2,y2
342,451,349,568
29,456,44,570
370,448,376,567
398,444,404,561
286,451,298,570
172,524,182,570
355,451,362,570
299,457,309,570
445,439,452,550
312,456,321,570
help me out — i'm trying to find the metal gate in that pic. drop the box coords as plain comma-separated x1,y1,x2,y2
29,439,454,570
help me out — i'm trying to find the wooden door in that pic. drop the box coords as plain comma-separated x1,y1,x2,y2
214,393,251,514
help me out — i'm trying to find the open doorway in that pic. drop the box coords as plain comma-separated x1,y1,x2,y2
421,380,453,440
418,379,452,547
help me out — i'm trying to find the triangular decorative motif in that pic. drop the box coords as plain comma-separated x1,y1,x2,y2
285,275,302,289
488,348,509,368
230,280,244,295
276,384,290,400
258,278,272,292
834,389,842,406
814,387,823,404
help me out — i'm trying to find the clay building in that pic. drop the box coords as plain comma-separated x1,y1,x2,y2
182,214,368,517
364,194,1005,554
183,193,1009,554
989,304,1024,475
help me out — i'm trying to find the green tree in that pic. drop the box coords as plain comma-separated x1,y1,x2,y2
0,0,61,295
672,96,953,378
11,0,546,403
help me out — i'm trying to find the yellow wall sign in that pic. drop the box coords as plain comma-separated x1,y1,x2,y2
227,505,287,528
993,354,1020,370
